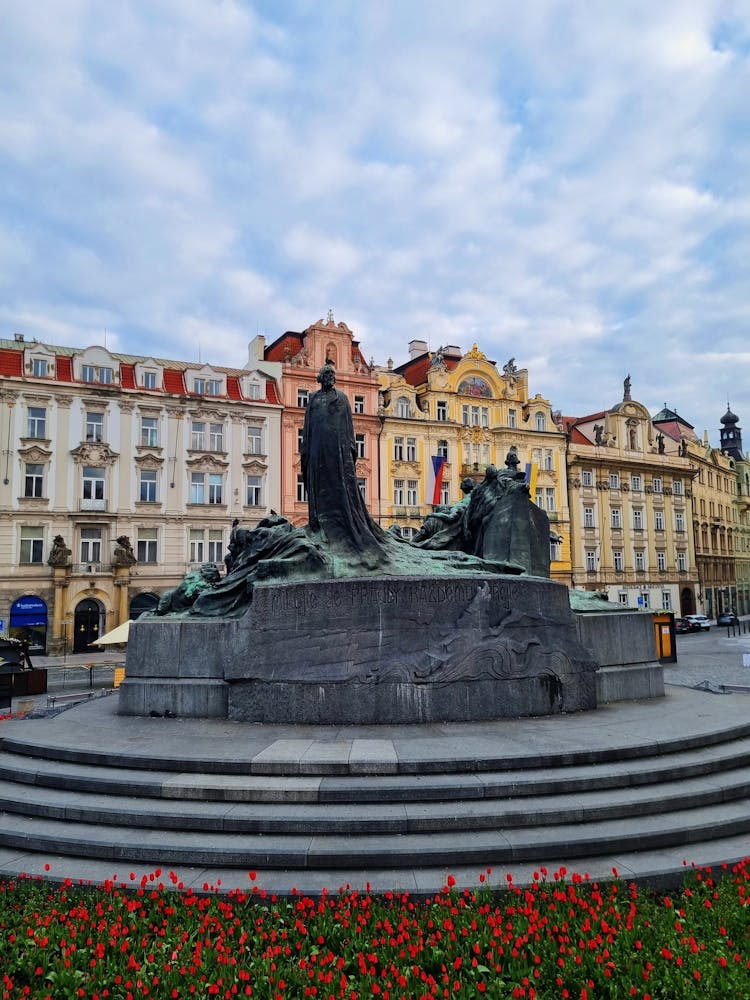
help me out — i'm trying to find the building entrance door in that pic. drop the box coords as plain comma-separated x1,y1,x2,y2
74,598,103,652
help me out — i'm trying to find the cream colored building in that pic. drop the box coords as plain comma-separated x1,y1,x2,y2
378,341,572,583
0,335,281,653
565,381,699,613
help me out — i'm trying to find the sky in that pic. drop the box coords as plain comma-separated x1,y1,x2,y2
2,0,749,443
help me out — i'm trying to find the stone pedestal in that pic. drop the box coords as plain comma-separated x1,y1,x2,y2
120,575,599,723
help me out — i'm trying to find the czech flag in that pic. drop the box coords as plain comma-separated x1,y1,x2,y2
428,455,447,505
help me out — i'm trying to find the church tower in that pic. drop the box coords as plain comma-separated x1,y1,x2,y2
720,405,744,461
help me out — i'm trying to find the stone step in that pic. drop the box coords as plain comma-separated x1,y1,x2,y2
1,763,750,835
2,795,750,869
3,732,750,803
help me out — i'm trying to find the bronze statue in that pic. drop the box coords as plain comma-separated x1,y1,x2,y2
112,535,137,567
301,363,386,555
47,534,71,567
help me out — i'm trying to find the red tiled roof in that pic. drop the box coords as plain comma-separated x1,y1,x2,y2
0,348,23,377
163,369,186,394
264,380,280,405
55,356,73,381
569,427,592,445
226,375,242,401
396,354,460,387
120,364,136,389
265,332,304,362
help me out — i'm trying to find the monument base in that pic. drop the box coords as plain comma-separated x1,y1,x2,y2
120,575,600,723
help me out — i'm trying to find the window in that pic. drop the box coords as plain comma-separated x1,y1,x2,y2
191,421,206,450
550,537,561,561
673,479,683,495
354,395,365,415
208,473,223,504
631,474,642,491
609,472,620,489
618,592,628,606
189,529,205,563
296,475,307,503
613,550,624,572
355,434,366,459
535,412,546,432
440,483,450,506
82,466,105,501
190,473,205,504
544,450,553,471
209,423,224,451
657,551,666,571
654,510,664,531
677,551,687,571
208,530,223,563
248,426,263,455
406,438,417,461
545,488,556,512
246,475,262,506
585,550,597,571
394,437,404,461
611,508,622,529
393,479,405,505
297,427,304,453
535,488,544,508
140,416,158,447
635,550,645,571
641,591,650,609
581,469,593,487
24,463,44,498
584,506,595,528
407,480,418,506
633,509,643,530
137,529,158,564
396,397,410,418
662,591,671,610
98,367,113,385
508,408,517,429
297,389,310,408
143,370,157,389
206,379,221,396
462,405,470,426
652,477,662,493
437,400,448,421
27,406,46,438
481,407,489,428
139,469,157,503
85,412,104,442
20,526,44,564
437,439,448,460
32,358,48,377
675,511,685,532
357,478,367,501
82,364,96,383
399,526,415,540
471,406,480,426
247,382,261,400
80,527,102,563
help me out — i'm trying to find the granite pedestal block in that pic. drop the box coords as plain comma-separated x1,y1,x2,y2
575,610,664,703
121,575,599,723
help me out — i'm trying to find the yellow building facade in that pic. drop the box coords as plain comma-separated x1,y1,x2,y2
377,341,572,583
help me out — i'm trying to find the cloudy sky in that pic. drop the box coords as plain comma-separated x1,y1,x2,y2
2,1,748,442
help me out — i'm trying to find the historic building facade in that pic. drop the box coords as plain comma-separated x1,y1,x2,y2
650,405,739,618
720,408,750,616
377,341,572,583
0,335,281,653
564,380,699,613
263,315,382,525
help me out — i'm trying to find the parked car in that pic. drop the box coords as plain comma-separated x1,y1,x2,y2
684,614,711,631
675,617,702,634
717,612,740,627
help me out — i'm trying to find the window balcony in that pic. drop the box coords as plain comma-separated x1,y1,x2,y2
80,498,108,512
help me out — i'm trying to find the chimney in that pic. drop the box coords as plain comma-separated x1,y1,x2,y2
408,339,428,359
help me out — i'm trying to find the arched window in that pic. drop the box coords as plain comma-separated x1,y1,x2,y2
437,439,448,459
535,411,546,432
396,396,410,418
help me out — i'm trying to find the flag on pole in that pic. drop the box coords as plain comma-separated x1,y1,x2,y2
428,455,447,505
525,462,538,500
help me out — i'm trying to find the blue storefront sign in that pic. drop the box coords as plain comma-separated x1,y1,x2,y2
10,595,48,653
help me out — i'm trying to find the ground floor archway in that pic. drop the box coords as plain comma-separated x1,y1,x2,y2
129,592,159,619
74,598,105,652
680,587,696,616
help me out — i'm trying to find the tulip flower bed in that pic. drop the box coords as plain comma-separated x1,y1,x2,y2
2,862,750,999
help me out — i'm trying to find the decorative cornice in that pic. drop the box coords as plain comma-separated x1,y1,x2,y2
18,443,53,462
70,442,119,466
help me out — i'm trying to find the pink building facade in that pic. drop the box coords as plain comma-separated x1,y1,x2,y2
264,317,383,525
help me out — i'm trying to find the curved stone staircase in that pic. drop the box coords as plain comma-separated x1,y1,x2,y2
1,687,750,895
